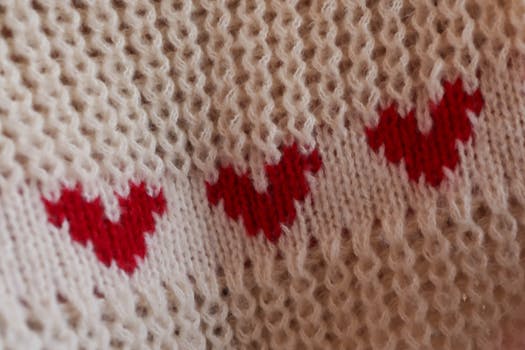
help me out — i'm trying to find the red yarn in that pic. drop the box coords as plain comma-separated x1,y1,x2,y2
43,182,166,273
206,143,322,242
366,79,484,186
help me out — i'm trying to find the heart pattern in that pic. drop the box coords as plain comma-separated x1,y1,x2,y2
43,182,166,273
366,79,484,186
206,143,322,242
43,77,484,260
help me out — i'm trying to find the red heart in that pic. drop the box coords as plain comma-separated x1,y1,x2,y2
366,79,484,186
206,143,322,242
43,182,166,273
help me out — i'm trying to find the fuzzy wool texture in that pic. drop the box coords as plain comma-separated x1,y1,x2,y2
0,0,524,349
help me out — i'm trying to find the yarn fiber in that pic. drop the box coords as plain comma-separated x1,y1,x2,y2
0,1,524,349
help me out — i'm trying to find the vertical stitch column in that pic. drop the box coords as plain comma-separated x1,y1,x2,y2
308,0,347,134
111,0,189,176
156,0,215,176
269,0,315,149
340,0,380,125
199,0,245,176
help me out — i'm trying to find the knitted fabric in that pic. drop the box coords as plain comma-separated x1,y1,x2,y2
0,0,524,349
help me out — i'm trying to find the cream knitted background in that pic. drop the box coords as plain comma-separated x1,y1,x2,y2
0,0,524,349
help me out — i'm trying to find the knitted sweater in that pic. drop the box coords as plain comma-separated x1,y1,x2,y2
0,1,524,349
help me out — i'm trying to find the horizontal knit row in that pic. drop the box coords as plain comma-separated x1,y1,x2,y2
0,0,522,192
41,78,484,274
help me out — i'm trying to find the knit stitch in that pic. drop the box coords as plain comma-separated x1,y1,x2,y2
206,143,322,241
43,182,166,273
0,1,524,349
366,78,484,186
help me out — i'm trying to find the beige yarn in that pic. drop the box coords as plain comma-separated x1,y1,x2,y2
0,0,524,349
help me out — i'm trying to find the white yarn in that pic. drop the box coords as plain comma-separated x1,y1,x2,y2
0,1,523,349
